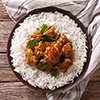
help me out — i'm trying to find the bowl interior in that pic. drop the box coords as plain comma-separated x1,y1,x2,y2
7,6,91,92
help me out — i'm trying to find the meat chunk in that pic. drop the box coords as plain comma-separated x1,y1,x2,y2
25,49,34,56
53,43,61,52
55,59,72,73
53,43,62,58
26,30,43,47
40,58,48,64
44,41,52,47
29,30,43,41
44,42,62,63
39,58,53,71
59,35,69,44
43,28,57,38
35,41,45,52
34,41,51,57
62,42,74,58
44,46,56,63
25,49,38,66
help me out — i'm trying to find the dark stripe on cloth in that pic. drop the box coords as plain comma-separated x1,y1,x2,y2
73,1,88,4
78,0,98,19
12,0,29,18
55,2,74,7
89,12,100,25
14,0,33,17
56,93,63,100
48,91,54,95
74,85,79,100
76,6,87,17
77,84,80,100
59,92,66,100
47,92,54,99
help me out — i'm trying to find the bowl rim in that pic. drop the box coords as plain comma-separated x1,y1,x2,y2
7,6,92,92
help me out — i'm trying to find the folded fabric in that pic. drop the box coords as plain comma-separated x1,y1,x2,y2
2,0,100,100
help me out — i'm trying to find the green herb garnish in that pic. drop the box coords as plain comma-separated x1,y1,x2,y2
38,23,52,34
27,39,39,49
37,63,48,70
39,24,48,34
41,36,56,42
57,40,62,46
44,26,52,33
49,67,60,77
54,58,61,65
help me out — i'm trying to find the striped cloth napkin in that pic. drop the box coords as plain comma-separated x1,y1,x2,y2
2,0,100,100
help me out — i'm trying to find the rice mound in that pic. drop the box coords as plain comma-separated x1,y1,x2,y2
10,12,87,90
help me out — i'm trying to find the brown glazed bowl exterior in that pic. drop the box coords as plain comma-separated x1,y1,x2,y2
7,6,91,92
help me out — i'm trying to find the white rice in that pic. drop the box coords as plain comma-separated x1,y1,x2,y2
10,12,87,90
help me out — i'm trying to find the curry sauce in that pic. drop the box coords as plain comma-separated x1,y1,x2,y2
25,24,74,76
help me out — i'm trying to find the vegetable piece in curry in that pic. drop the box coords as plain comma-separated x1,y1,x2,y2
25,23,74,77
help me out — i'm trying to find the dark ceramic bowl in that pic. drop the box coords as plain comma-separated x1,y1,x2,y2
7,6,91,92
